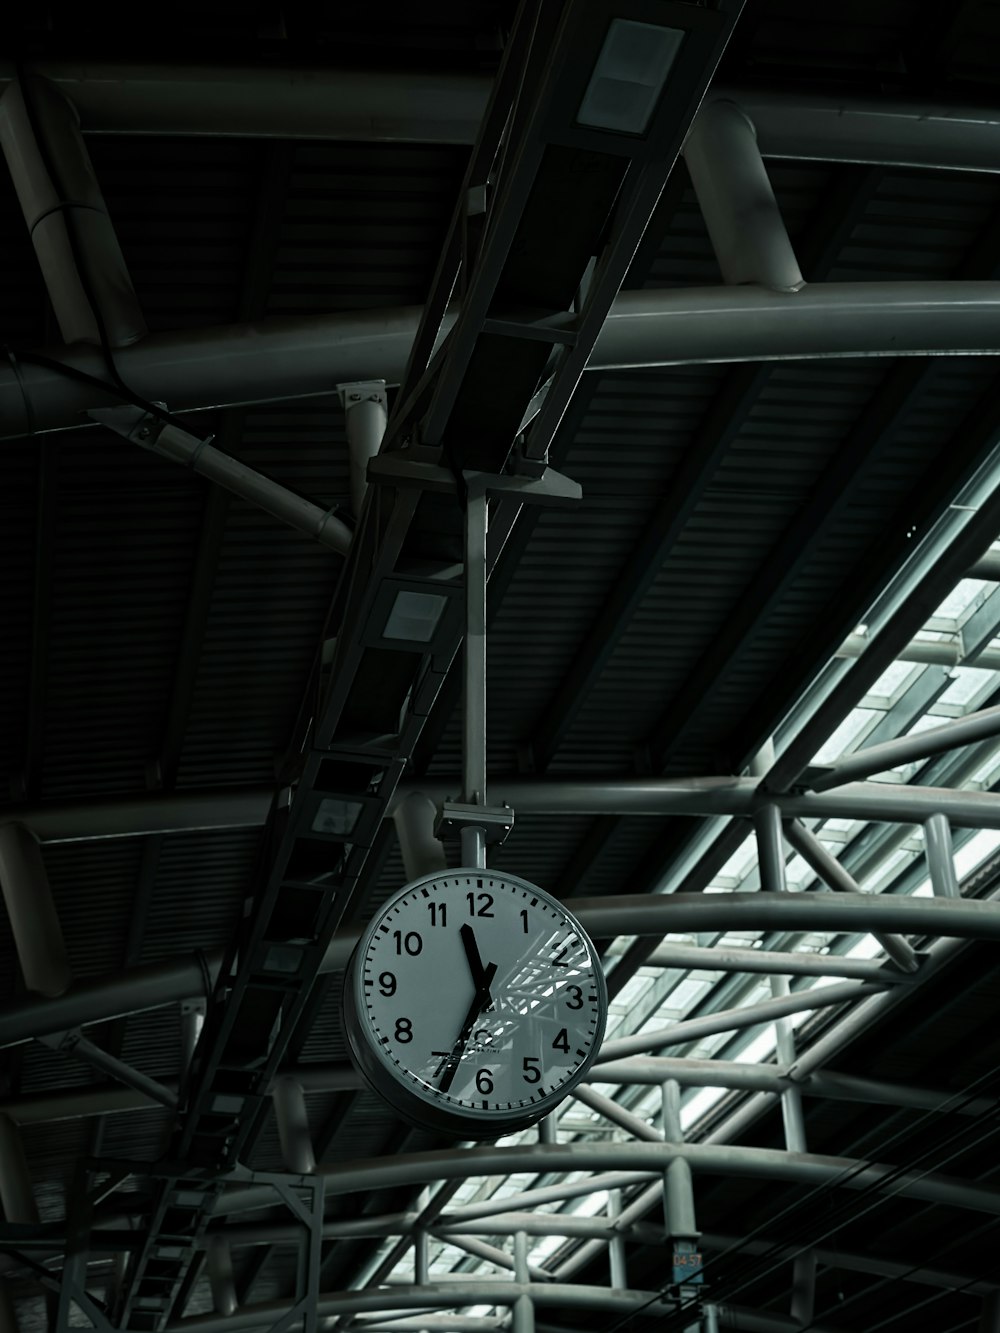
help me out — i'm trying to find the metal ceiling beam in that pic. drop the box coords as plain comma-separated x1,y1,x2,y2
762,381,1000,793
644,357,936,772
5,63,1000,177
15,773,1000,843
0,889,925,1050
11,282,1000,439
215,1140,1000,1221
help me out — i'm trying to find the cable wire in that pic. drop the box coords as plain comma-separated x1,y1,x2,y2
596,1010,1000,1333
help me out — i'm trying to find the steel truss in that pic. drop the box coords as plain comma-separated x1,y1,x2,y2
6,15,1000,1333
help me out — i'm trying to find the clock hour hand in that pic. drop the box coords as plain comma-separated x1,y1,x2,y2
438,959,497,1094
460,923,495,1002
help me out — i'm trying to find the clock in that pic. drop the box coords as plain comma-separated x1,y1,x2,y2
342,868,608,1137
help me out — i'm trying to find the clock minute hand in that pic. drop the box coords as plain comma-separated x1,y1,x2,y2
438,960,497,1094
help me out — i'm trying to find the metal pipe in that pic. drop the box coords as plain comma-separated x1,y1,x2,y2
753,803,786,893
790,1251,816,1326
9,890,1000,1051
606,1192,626,1291
180,1000,205,1079
597,981,882,1064
0,73,145,346
20,774,1000,841
393,792,448,882
570,1085,662,1144
833,631,1000,670
0,1113,39,1223
728,88,1000,175
588,1057,998,1117
511,1235,534,1333
811,703,1000,791
39,1030,178,1109
567,892,1000,945
206,1235,238,1318
769,978,806,1155
682,99,803,291
0,953,216,1048
12,282,1000,439
392,776,1000,830
781,819,919,972
439,1174,656,1226
8,1055,983,1127
163,1281,678,1333
0,822,72,997
272,1077,316,1176
257,1139,1000,1220
7,787,276,842
216,1212,663,1246
92,411,353,557
632,939,902,983
355,1323,508,1333
340,381,387,519
462,490,488,814
664,1158,698,1240
7,66,997,177
430,1233,549,1285
924,813,960,899
5,63,493,142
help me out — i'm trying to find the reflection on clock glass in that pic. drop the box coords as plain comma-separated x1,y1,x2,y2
359,874,602,1114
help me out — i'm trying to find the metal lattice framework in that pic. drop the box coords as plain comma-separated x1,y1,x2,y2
4,5,1000,1333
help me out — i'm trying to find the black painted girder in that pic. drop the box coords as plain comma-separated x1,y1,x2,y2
522,158,895,777
644,356,937,773
754,370,1000,792
527,363,771,773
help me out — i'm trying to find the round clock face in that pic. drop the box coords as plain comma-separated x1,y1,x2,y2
343,869,608,1136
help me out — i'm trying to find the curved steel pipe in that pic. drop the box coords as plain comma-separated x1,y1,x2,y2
214,1140,1000,1221
7,284,1000,439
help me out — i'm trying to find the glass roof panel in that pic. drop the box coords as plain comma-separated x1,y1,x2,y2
387,548,1000,1291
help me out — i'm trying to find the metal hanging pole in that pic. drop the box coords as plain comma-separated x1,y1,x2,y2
462,486,489,869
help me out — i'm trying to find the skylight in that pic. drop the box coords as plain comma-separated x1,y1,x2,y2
355,534,1000,1300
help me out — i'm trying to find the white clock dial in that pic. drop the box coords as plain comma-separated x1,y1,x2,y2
343,869,608,1135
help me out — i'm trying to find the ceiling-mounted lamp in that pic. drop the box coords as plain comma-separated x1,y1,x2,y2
382,588,449,644
576,18,684,136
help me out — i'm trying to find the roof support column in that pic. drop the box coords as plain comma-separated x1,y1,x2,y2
924,813,960,898
339,381,387,520
0,822,72,997
0,1113,39,1224
0,1285,20,1333
273,1077,316,1176
683,99,804,292
661,1080,701,1297
980,1291,1000,1332
0,72,146,346
770,976,814,1326
511,1232,533,1333
206,1235,238,1318
606,1189,627,1291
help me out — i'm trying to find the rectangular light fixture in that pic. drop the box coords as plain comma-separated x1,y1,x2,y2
311,797,364,837
382,588,448,643
577,18,684,136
